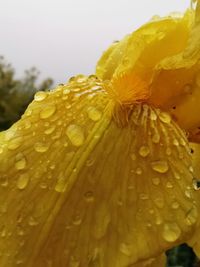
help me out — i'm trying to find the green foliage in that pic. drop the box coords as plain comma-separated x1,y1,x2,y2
167,244,198,267
0,56,53,130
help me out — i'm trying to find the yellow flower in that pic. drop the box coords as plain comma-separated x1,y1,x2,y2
0,1,200,267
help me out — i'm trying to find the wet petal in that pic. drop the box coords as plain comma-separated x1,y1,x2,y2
187,142,200,257
130,253,166,267
0,75,112,266
0,87,198,266
96,2,200,142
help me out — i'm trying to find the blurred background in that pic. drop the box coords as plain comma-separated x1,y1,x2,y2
0,0,198,266
0,0,190,84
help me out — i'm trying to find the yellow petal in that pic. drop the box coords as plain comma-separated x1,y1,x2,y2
0,83,198,266
131,253,166,267
187,142,200,257
96,2,200,142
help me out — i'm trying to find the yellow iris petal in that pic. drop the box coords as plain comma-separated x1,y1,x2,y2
0,75,198,266
96,2,200,142
187,142,200,257
131,253,166,267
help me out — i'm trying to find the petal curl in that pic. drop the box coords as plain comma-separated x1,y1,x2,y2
96,2,200,142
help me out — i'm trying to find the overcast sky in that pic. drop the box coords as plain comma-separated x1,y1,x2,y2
0,0,190,84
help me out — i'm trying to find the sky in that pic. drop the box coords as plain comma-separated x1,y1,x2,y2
0,0,190,85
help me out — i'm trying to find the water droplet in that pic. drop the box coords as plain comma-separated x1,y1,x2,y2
152,177,160,185
8,137,23,150
166,182,173,188
151,160,169,173
17,226,25,236
185,189,192,199
130,153,136,161
73,215,82,226
139,193,149,200
119,243,131,256
66,124,85,147
69,257,80,267
139,145,150,157
183,84,192,94
55,176,66,193
0,177,8,187
84,191,94,202
63,88,71,95
0,226,6,237
34,91,47,101
136,167,142,175
0,147,3,154
193,178,200,190
87,106,102,121
185,206,198,226
28,216,39,226
17,174,29,190
44,126,56,135
34,142,49,153
154,197,164,208
152,133,160,143
40,105,56,119
159,112,171,124
15,153,27,170
189,166,194,173
171,201,180,209
166,148,172,156
162,223,181,242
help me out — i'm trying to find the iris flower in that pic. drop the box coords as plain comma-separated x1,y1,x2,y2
1,1,200,266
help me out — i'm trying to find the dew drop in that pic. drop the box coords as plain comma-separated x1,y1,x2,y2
17,174,29,190
139,193,149,200
171,201,180,209
166,148,172,156
17,226,25,236
8,137,23,150
34,91,47,102
152,177,160,185
44,126,56,135
28,216,39,226
15,154,27,170
0,177,8,187
130,153,136,161
154,197,164,208
136,167,142,175
152,133,160,143
193,178,200,190
151,160,169,173
84,191,95,202
166,182,173,189
34,142,49,153
162,223,181,242
63,88,71,95
173,139,179,146
87,106,102,121
40,105,56,119
185,206,198,226
66,124,85,147
139,145,150,157
55,176,66,193
73,215,82,226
